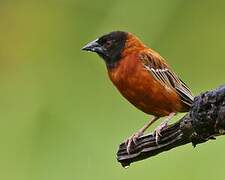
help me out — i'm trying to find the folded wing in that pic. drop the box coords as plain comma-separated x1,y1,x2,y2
140,50,194,107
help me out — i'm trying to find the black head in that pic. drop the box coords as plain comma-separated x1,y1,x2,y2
82,31,127,68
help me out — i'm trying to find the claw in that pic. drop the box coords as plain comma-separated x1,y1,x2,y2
154,130,161,144
154,121,168,144
153,112,176,144
125,131,143,154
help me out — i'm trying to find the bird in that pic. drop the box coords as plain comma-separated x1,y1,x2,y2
82,31,194,153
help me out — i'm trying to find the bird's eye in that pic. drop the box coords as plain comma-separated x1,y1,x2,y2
105,41,113,48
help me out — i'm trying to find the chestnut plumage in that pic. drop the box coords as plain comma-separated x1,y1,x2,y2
82,31,194,153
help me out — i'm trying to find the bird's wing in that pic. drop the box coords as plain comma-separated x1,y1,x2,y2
139,50,194,107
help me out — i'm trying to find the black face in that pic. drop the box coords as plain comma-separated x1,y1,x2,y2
82,31,127,68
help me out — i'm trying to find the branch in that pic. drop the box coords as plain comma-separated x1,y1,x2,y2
117,85,225,167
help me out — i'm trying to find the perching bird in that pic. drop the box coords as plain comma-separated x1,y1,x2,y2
82,31,194,153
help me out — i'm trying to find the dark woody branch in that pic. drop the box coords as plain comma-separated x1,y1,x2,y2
117,85,225,167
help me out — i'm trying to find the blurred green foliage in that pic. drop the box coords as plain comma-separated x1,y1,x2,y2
1,0,225,180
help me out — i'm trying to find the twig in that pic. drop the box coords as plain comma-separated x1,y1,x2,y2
117,85,225,167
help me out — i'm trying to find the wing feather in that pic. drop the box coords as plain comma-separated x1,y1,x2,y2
140,51,194,107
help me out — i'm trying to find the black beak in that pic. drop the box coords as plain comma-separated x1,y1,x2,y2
81,39,103,53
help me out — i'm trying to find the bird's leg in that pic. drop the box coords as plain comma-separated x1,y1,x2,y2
125,116,159,154
154,112,176,143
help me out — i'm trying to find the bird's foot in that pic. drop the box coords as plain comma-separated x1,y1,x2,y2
125,131,144,154
154,121,168,144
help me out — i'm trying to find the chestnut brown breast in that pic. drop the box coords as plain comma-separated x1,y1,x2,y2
107,52,183,117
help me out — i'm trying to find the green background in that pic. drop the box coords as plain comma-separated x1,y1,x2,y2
1,0,225,179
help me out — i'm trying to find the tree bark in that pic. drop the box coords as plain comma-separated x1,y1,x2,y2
117,85,225,167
